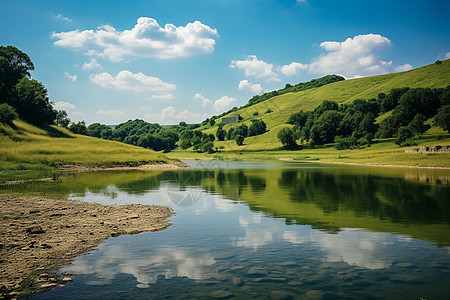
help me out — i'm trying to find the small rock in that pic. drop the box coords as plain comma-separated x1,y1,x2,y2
395,262,415,268
210,290,234,299
128,214,139,219
61,277,72,282
26,225,45,234
305,290,325,300
41,283,58,288
247,267,268,276
270,290,290,300
232,277,243,286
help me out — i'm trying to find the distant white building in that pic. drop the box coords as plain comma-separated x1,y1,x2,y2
222,115,242,125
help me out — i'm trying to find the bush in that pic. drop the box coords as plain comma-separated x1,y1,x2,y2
179,139,192,150
248,119,266,136
277,128,297,148
334,136,357,150
69,121,88,135
395,126,413,146
0,103,19,125
235,134,245,146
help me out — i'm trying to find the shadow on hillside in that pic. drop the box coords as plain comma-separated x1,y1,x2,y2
39,125,74,138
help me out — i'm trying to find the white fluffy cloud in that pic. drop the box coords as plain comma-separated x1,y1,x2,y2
238,80,264,94
308,34,392,78
82,58,102,70
213,96,237,112
395,63,413,72
193,93,213,108
145,106,207,124
89,70,176,92
64,71,77,82
278,62,308,76
444,52,450,60
53,101,76,111
52,17,218,61
230,55,280,82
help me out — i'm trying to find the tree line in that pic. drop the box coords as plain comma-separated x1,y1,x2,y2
280,86,450,149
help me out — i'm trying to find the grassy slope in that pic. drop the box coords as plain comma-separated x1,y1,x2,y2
194,60,450,159
0,120,170,182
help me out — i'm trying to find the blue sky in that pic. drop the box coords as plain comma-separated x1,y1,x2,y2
1,0,449,125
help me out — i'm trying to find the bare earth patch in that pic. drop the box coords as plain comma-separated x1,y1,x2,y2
0,195,174,299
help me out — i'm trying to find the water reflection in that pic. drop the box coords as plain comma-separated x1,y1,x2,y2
21,162,450,299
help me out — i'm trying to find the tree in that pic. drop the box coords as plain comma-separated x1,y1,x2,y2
310,110,344,145
0,46,34,104
216,127,226,141
0,103,18,125
55,110,71,128
69,121,88,135
277,128,297,148
14,77,57,125
201,141,215,153
408,114,430,135
433,105,450,132
248,119,266,136
235,134,245,146
395,126,413,146
179,139,192,150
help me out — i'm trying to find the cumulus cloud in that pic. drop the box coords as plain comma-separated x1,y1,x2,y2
444,52,450,60
145,106,207,124
230,55,280,82
52,17,218,61
89,70,176,92
278,62,308,76
64,71,77,82
238,80,264,94
53,101,76,111
193,93,213,108
308,34,392,78
395,63,413,72
213,96,237,112
82,58,102,70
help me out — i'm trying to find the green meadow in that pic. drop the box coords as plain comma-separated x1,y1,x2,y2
0,120,170,183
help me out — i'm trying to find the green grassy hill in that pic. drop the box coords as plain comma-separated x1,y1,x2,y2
201,59,450,151
0,120,171,183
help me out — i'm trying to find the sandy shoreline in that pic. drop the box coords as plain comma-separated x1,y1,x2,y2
0,195,174,299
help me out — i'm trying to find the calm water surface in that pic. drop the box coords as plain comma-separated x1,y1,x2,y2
18,161,450,299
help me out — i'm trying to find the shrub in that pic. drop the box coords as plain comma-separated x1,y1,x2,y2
235,134,245,146
277,128,297,148
0,103,19,125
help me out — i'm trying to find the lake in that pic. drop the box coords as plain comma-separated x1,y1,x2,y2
15,161,450,299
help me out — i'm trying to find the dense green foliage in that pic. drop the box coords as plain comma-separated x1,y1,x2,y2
0,103,18,125
284,86,450,149
277,128,297,148
0,46,60,126
86,119,182,152
433,105,450,133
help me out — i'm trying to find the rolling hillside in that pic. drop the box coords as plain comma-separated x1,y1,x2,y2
0,120,172,183
204,59,450,151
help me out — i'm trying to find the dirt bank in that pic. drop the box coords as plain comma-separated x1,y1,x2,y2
58,160,190,172
0,195,174,299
